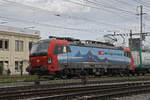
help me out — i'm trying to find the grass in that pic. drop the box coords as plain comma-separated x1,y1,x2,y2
0,74,150,83
0,75,40,83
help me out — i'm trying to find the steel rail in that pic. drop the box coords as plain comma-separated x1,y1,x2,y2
28,84,150,100
0,81,149,100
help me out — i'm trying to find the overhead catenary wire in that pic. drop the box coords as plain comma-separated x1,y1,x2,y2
1,0,150,22
94,0,150,17
1,0,150,34
2,0,128,17
94,0,138,13
0,14,135,34
0,0,129,28
0,0,139,31
85,0,135,15
0,15,111,33
65,0,142,25
133,0,150,8
112,0,134,6
65,0,141,22
133,0,150,12
66,0,135,15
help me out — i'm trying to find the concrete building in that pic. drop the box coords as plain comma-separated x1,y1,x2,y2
0,25,40,75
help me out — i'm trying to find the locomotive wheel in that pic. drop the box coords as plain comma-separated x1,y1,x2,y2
130,72,135,76
80,71,87,77
142,73,145,76
61,69,69,79
61,74,67,79
60,71,67,79
67,74,72,79
131,73,135,76
136,73,140,76
119,72,124,77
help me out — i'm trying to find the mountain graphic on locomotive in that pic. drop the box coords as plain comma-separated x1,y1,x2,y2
26,36,136,78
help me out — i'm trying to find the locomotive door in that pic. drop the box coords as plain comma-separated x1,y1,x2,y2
57,45,71,69
62,46,69,65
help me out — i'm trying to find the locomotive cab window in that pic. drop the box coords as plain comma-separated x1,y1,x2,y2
54,45,71,54
30,40,51,57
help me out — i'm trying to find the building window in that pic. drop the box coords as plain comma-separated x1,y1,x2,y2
15,61,19,71
0,61,3,75
0,40,2,49
20,41,23,51
4,61,9,72
0,39,9,50
15,40,19,51
15,40,24,51
0,61,9,75
4,40,9,50
4,61,8,67
29,42,33,51
15,61,23,72
20,61,23,72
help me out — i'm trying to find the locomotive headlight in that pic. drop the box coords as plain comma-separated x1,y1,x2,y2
48,58,52,64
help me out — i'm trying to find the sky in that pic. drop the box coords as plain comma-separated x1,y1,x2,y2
0,0,150,46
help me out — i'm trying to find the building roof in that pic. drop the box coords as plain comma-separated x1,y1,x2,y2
0,25,40,36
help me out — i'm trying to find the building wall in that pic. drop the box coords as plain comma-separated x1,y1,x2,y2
0,31,40,75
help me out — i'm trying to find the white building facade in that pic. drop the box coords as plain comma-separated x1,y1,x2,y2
0,25,40,75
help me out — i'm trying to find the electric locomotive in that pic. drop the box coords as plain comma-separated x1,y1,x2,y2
26,36,134,77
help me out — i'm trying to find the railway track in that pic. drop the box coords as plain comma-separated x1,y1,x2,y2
0,75,150,88
0,76,149,91
28,82,150,100
0,81,148,100
0,76,149,100
0,74,150,83
0,76,150,92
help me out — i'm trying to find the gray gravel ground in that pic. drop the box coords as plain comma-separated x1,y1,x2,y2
112,93,150,100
